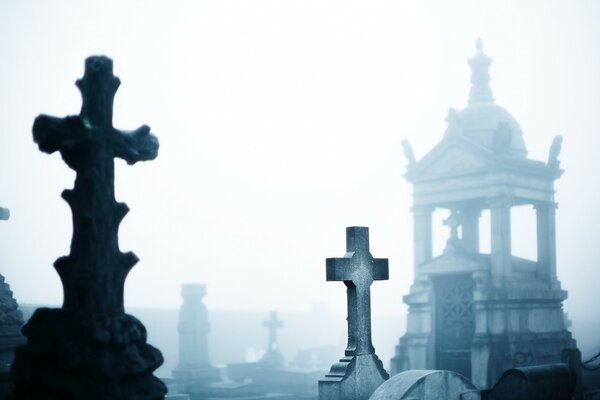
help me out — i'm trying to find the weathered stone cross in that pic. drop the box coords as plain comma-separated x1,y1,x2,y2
320,227,389,400
326,226,388,356
11,56,166,400
264,310,283,351
32,56,158,316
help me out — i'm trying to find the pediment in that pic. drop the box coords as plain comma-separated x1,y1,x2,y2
407,138,494,181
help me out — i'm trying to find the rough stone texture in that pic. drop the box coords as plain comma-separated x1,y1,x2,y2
391,40,576,389
173,284,219,392
318,227,389,400
10,56,166,400
369,370,479,400
261,311,284,368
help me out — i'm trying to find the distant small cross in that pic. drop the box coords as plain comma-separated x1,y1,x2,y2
0,207,9,221
326,227,389,356
264,311,283,351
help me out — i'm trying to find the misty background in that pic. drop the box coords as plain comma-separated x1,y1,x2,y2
0,0,599,375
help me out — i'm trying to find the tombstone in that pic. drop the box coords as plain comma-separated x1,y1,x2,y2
480,364,576,400
0,208,25,399
260,311,284,368
369,370,480,400
10,56,167,399
319,227,389,400
391,39,576,388
173,284,220,391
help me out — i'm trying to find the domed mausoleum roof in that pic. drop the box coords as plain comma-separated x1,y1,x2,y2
444,39,527,158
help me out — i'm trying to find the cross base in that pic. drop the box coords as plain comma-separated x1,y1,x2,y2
11,308,167,400
318,354,389,400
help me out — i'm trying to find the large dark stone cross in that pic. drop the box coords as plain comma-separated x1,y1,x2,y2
319,227,389,400
32,56,158,316
11,56,166,400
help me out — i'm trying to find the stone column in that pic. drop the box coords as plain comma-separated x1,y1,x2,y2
460,206,481,253
489,197,512,283
413,206,433,276
534,202,558,283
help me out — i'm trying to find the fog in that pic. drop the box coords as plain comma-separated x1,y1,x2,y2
0,0,599,370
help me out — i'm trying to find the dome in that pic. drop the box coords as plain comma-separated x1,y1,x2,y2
444,39,527,158
458,103,527,157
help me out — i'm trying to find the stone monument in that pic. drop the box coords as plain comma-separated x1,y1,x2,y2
173,284,219,390
319,227,389,400
390,39,576,389
0,208,25,373
10,56,167,399
260,311,284,368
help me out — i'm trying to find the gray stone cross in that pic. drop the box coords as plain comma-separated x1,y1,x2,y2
0,207,9,221
264,311,283,351
326,227,389,356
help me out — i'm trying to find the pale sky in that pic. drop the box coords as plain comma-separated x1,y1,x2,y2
0,0,599,330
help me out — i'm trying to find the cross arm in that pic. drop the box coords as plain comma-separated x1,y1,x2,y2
372,258,389,281
33,115,88,155
326,257,354,282
112,125,159,165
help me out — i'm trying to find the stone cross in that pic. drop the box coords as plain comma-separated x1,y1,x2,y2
11,56,166,400
326,227,388,357
0,207,9,221
264,311,283,352
32,56,158,316
319,227,389,400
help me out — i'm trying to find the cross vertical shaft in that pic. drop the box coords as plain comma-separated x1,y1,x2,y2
320,227,389,400
326,227,388,356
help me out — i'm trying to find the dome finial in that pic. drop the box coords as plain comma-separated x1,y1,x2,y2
468,37,494,104
476,37,483,53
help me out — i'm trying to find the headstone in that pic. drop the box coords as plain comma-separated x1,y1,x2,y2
10,56,167,399
173,284,220,391
319,227,389,400
480,364,576,400
0,207,25,399
369,370,479,400
261,311,284,368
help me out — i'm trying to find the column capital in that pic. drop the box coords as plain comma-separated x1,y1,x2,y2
487,196,513,209
533,201,558,212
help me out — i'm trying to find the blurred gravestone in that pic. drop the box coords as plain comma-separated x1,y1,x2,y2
0,208,25,399
260,311,284,368
10,56,167,399
369,370,479,400
319,227,389,400
173,284,219,392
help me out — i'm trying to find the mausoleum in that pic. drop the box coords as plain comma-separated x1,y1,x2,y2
390,39,576,389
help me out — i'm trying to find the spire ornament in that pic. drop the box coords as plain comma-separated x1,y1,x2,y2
468,37,495,105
